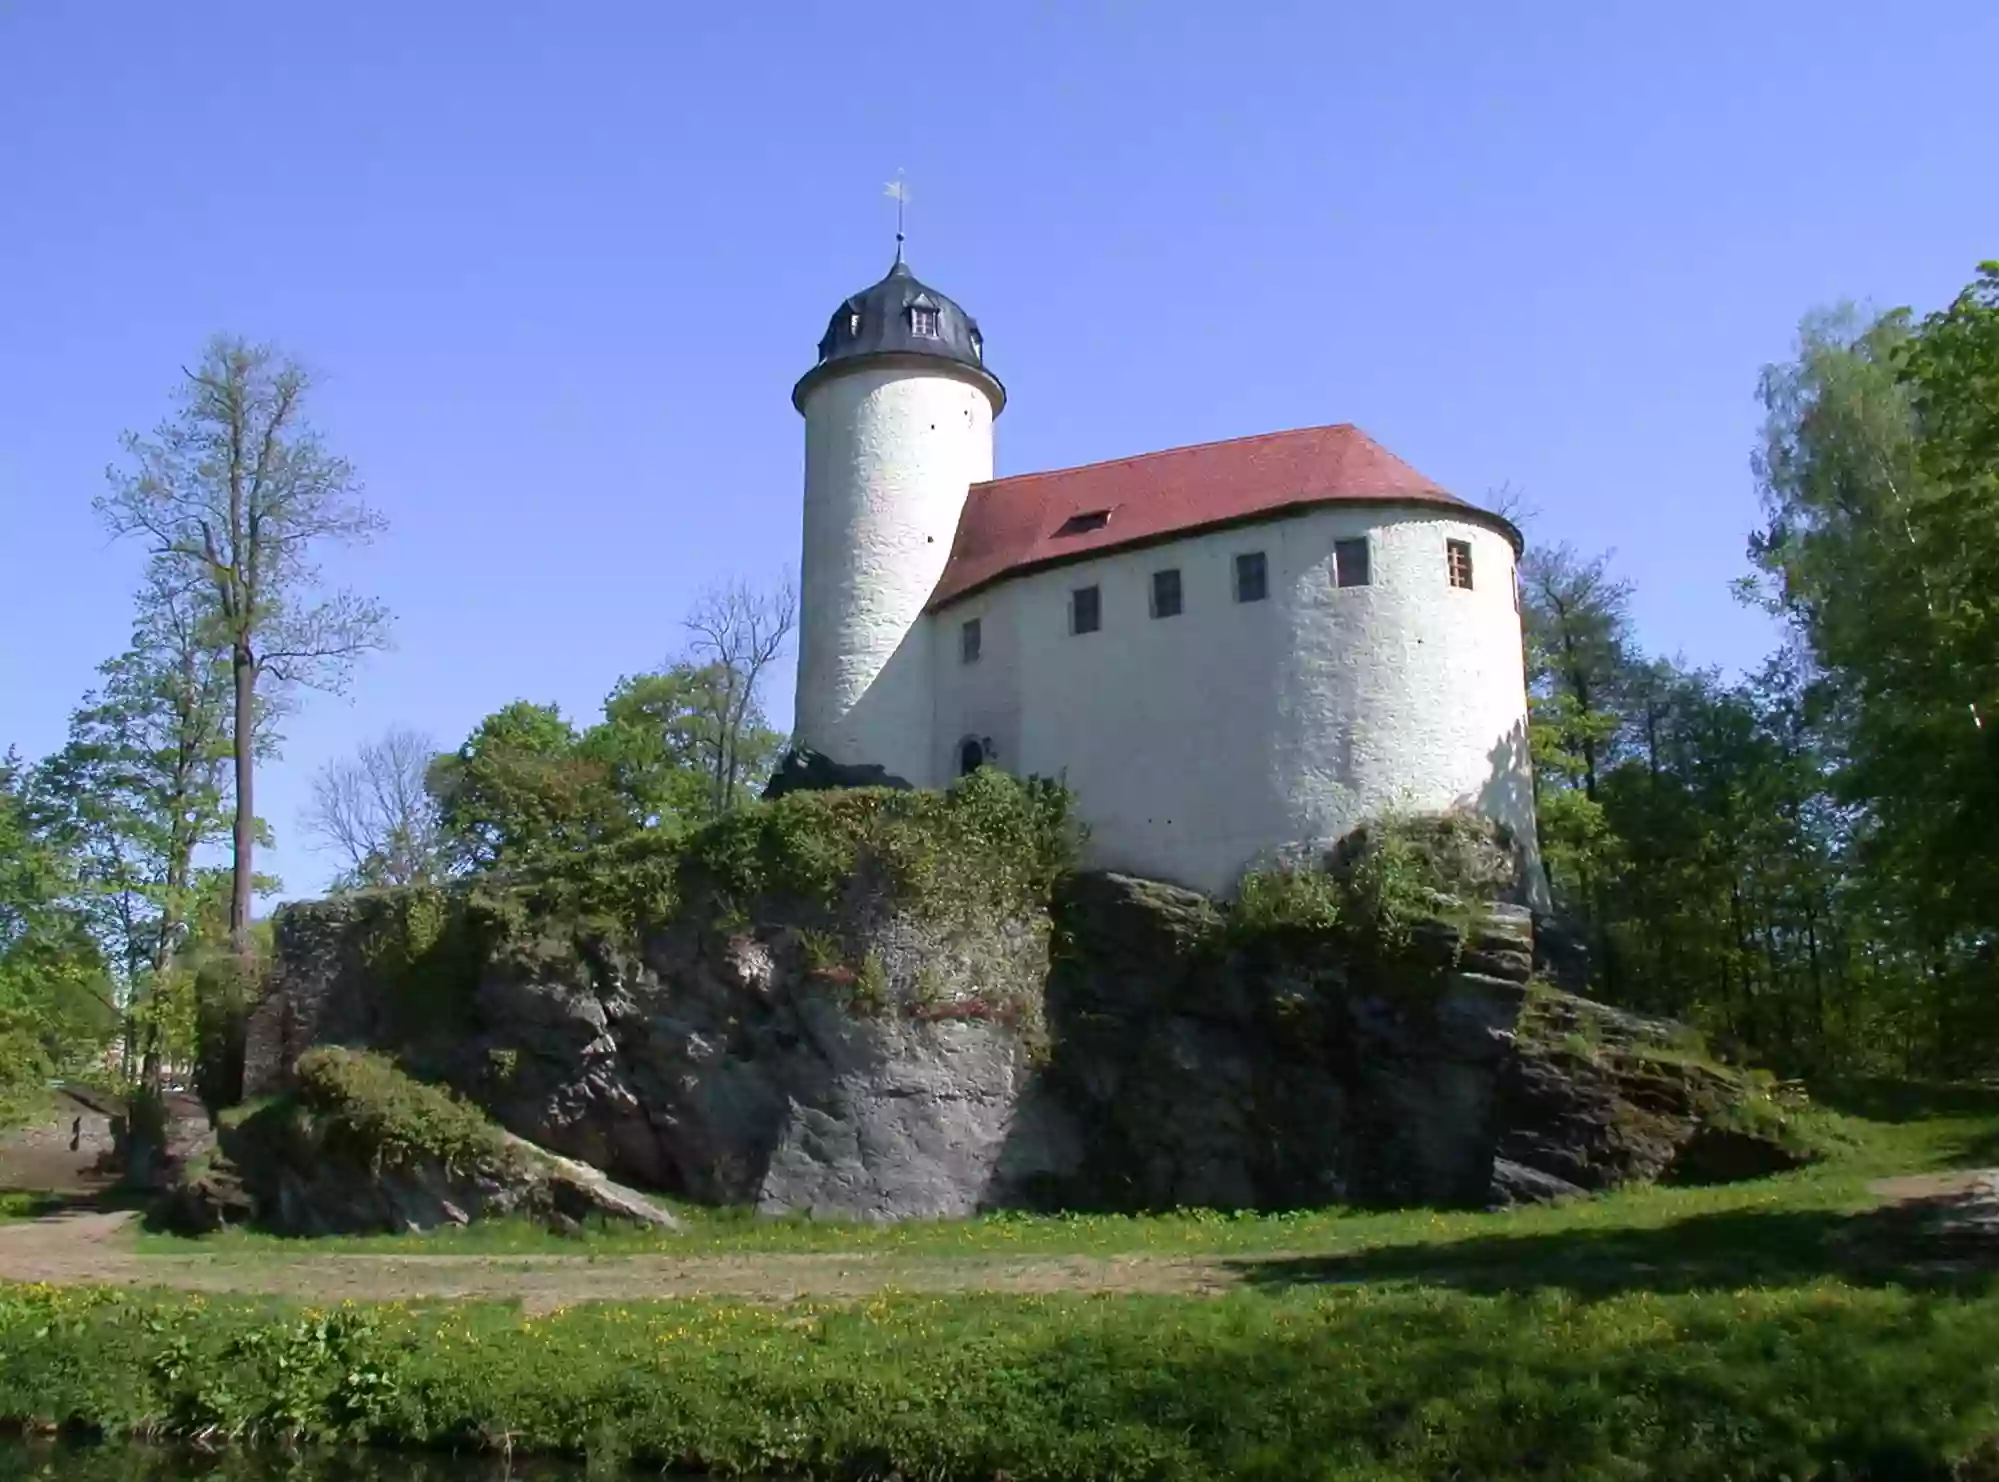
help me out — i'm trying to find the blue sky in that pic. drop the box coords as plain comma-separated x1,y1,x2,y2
3,1,1995,904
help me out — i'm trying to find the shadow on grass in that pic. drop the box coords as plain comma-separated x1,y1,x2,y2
1230,1195,1999,1297
1,1185,153,1220
1814,1077,1999,1125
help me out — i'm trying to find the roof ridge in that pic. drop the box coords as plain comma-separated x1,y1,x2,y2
971,422,1365,491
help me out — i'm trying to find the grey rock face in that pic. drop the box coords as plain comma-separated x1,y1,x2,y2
1036,876,1540,1209
251,874,1056,1223
196,1105,679,1238
248,868,1803,1221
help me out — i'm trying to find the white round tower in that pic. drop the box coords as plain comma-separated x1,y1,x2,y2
791,257,1004,785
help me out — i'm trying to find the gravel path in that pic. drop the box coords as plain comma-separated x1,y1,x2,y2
0,1211,1243,1310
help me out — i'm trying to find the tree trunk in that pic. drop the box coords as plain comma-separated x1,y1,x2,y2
230,644,256,956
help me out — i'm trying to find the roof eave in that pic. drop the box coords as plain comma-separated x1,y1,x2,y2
793,351,1007,414
926,493,1525,613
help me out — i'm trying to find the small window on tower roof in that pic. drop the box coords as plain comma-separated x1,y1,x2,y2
1055,509,1112,536
969,328,983,361
909,305,940,337
847,310,862,336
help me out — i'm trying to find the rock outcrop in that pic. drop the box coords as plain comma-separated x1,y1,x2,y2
248,865,1054,1221
173,1047,677,1237
242,794,1821,1220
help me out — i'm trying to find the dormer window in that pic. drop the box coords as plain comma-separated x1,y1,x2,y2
970,329,983,362
909,305,940,337
1055,509,1111,536
847,311,862,337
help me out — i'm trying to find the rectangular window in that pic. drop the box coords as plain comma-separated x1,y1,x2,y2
960,618,981,663
1151,567,1182,618
1070,584,1101,634
1447,539,1474,590
1334,537,1371,588
1234,551,1268,604
909,306,940,337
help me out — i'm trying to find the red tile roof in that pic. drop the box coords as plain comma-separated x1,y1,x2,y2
927,423,1515,611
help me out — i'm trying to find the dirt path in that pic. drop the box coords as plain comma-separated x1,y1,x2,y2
7,1171,1997,1311
0,1092,121,1197
0,1211,1244,1310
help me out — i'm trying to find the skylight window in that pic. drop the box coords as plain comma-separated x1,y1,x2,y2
1055,509,1112,536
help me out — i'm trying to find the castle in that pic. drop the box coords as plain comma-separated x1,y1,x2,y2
789,253,1540,898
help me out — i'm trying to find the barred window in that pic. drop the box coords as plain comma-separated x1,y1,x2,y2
1447,539,1474,590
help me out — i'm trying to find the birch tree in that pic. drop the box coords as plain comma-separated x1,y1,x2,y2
96,337,391,957
683,576,796,813
303,727,446,890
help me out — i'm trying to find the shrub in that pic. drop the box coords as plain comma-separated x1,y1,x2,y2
677,768,1081,927
290,1046,522,1179
1231,808,1516,953
473,768,1081,942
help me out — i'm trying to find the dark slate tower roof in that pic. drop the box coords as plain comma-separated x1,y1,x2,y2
792,257,1005,413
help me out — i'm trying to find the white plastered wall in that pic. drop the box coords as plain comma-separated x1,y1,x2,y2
930,507,1540,900
795,365,995,784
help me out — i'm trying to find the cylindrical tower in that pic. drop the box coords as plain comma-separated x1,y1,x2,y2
791,258,1004,785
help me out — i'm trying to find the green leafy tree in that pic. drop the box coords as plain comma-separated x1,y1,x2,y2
432,656,788,874
0,754,117,1118
429,703,631,871
29,566,233,1081
1745,281,1999,1067
96,337,391,959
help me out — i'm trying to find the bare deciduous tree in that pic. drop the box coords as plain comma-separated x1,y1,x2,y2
303,727,446,890
97,337,391,953
683,575,797,812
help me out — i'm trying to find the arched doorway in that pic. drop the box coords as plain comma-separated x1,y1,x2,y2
958,737,985,776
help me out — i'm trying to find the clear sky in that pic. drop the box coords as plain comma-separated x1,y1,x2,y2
3,1,1995,904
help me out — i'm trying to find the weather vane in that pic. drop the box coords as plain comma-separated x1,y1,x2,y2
884,171,909,262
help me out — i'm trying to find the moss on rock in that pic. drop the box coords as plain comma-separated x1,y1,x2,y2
291,1046,527,1180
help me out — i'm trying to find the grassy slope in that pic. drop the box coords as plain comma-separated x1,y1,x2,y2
6,1083,1999,1480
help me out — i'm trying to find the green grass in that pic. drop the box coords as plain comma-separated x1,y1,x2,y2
10,1273,1999,1479
15,1086,1999,1478
0,1192,66,1224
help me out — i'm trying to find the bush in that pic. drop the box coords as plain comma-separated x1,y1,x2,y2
1232,808,1517,951
508,767,1081,937
176,946,274,1115
289,1046,522,1179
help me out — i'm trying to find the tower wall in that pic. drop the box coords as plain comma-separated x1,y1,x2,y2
931,507,1543,901
795,364,995,784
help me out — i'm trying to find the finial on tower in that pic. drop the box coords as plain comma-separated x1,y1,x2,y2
884,171,909,265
